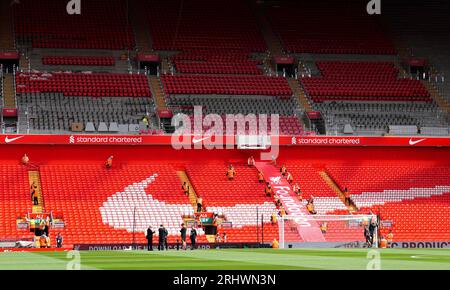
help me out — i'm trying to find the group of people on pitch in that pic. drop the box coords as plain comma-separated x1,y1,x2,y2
146,224,198,251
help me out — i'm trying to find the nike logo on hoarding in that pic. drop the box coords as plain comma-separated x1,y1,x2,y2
192,136,211,144
4,136,25,144
409,138,426,146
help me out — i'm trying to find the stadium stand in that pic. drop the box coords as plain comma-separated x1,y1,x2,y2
179,114,304,136
42,56,116,66
266,1,396,55
0,165,31,241
325,163,450,240
145,0,266,52
39,164,206,246
1,0,449,250
14,72,153,133
17,94,152,133
161,75,292,96
302,62,430,102
300,61,447,134
16,72,151,97
13,0,134,50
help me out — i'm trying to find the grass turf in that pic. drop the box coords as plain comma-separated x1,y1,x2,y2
0,248,449,270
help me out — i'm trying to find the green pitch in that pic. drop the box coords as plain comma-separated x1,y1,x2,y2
0,248,449,270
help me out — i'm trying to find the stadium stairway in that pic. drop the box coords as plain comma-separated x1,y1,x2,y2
2,74,16,109
252,0,282,73
28,170,44,214
319,171,357,212
149,76,167,109
177,170,199,209
288,78,313,112
422,81,450,114
253,1,283,56
129,0,153,54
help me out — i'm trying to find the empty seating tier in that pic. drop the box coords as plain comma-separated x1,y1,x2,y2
173,60,262,75
16,72,151,97
326,163,450,195
172,51,263,75
267,1,395,54
40,164,202,246
161,75,292,96
0,165,31,241
181,115,304,136
146,0,266,52
42,56,116,66
325,162,450,241
186,164,272,207
17,94,152,133
302,62,430,102
14,0,134,50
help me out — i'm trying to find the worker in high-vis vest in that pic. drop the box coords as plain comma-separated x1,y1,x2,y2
272,239,279,249
286,172,294,184
182,182,190,196
39,234,48,248
258,171,264,183
226,165,236,180
386,230,394,247
280,165,288,177
265,183,273,197
106,155,114,168
271,212,278,225
380,236,388,249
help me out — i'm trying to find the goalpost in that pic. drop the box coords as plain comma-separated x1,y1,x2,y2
278,214,379,249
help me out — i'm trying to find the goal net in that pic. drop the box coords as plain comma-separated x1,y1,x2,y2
278,214,379,249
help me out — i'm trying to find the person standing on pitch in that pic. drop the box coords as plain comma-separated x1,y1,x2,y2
56,232,63,248
164,226,169,250
180,223,187,250
158,224,165,251
190,226,197,250
146,226,154,251
369,218,378,246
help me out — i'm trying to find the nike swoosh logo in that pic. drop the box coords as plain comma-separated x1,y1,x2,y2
409,138,426,146
192,136,211,144
5,136,25,144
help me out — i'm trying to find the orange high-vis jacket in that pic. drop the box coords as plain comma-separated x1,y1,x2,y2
387,233,394,242
380,238,388,248
39,236,47,247
258,172,264,181
272,239,279,249
287,173,293,182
